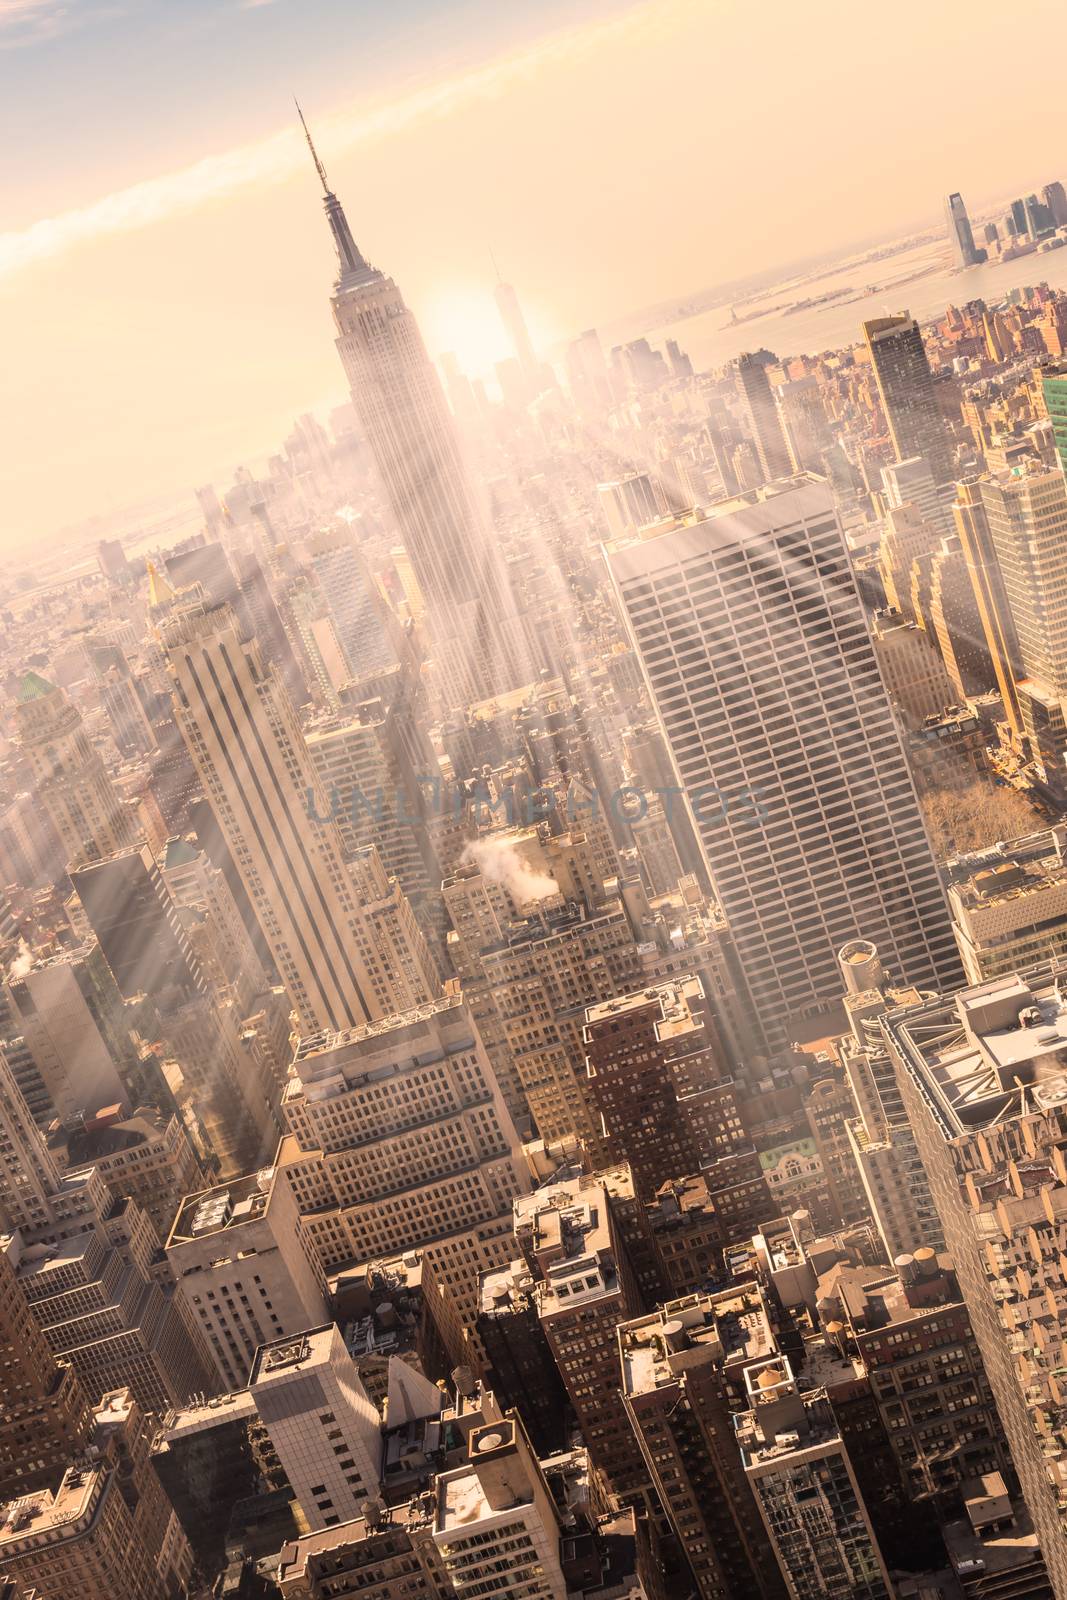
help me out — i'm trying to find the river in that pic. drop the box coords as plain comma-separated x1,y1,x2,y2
639,235,1067,369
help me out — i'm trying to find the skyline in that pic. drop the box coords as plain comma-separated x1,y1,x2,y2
4,0,1067,550
12,3,1067,1585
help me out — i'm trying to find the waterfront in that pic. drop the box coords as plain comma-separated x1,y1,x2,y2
641,233,1067,368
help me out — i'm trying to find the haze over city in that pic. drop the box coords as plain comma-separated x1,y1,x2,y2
2,0,1065,546
14,4,1067,1599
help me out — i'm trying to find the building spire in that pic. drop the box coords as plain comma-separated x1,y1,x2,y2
295,98,331,196
294,99,370,285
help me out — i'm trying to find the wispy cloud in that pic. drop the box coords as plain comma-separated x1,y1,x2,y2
0,0,679,280
0,0,69,46
0,0,59,21
0,0,121,49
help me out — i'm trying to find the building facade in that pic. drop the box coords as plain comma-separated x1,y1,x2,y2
606,478,961,1050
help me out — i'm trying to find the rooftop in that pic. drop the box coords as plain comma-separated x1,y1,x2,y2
479,1257,538,1316
248,1324,337,1388
0,1466,100,1550
825,1252,960,1335
947,826,1067,892
161,835,200,871
884,967,1067,1138
620,1287,775,1398
60,1105,171,1166
16,671,56,704
293,991,467,1067
479,896,626,958
166,1165,277,1248
515,1178,620,1317
583,975,705,1045
156,1389,258,1442
940,1497,1045,1582
276,1495,436,1586
733,1362,841,1468
435,1419,528,1536
604,475,834,582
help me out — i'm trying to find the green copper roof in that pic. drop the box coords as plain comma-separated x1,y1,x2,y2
17,670,56,702
162,836,199,870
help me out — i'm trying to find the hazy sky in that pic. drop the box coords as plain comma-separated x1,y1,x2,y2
1,0,1064,551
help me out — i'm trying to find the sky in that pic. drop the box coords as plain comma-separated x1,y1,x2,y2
1,0,1065,552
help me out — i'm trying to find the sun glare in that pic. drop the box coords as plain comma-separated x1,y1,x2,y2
421,285,512,376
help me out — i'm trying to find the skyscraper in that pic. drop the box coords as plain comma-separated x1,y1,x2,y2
494,275,539,385
517,1173,648,1498
606,477,961,1051
735,352,793,483
68,844,204,1004
1045,180,1067,228
433,1414,570,1600
0,1046,215,1414
0,1391,194,1600
952,478,1025,742
299,109,523,706
248,1325,382,1530
0,1243,89,1502
620,1288,790,1600
1026,191,1055,238
879,454,952,536
166,1165,330,1390
945,191,986,267
305,526,398,685
1041,361,1067,474
597,472,664,539
4,943,132,1124
970,461,1067,782
863,312,955,484
980,462,1067,695
15,673,140,869
277,993,529,1365
160,598,386,1035
583,977,722,1199
882,967,1067,1600
736,1359,892,1600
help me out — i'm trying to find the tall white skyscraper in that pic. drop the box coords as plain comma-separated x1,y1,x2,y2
161,600,428,1034
606,477,961,1048
493,275,539,384
299,110,524,707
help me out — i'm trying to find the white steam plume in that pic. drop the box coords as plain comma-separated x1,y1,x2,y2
7,938,32,982
461,837,557,907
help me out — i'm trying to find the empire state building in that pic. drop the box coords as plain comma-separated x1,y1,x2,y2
299,109,524,706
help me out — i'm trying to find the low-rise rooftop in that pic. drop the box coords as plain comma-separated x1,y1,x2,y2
0,1466,102,1552
620,1286,774,1398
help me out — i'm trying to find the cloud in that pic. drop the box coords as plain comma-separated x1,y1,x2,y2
0,0,120,49
0,0,680,279
0,0,68,45
0,0,58,21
